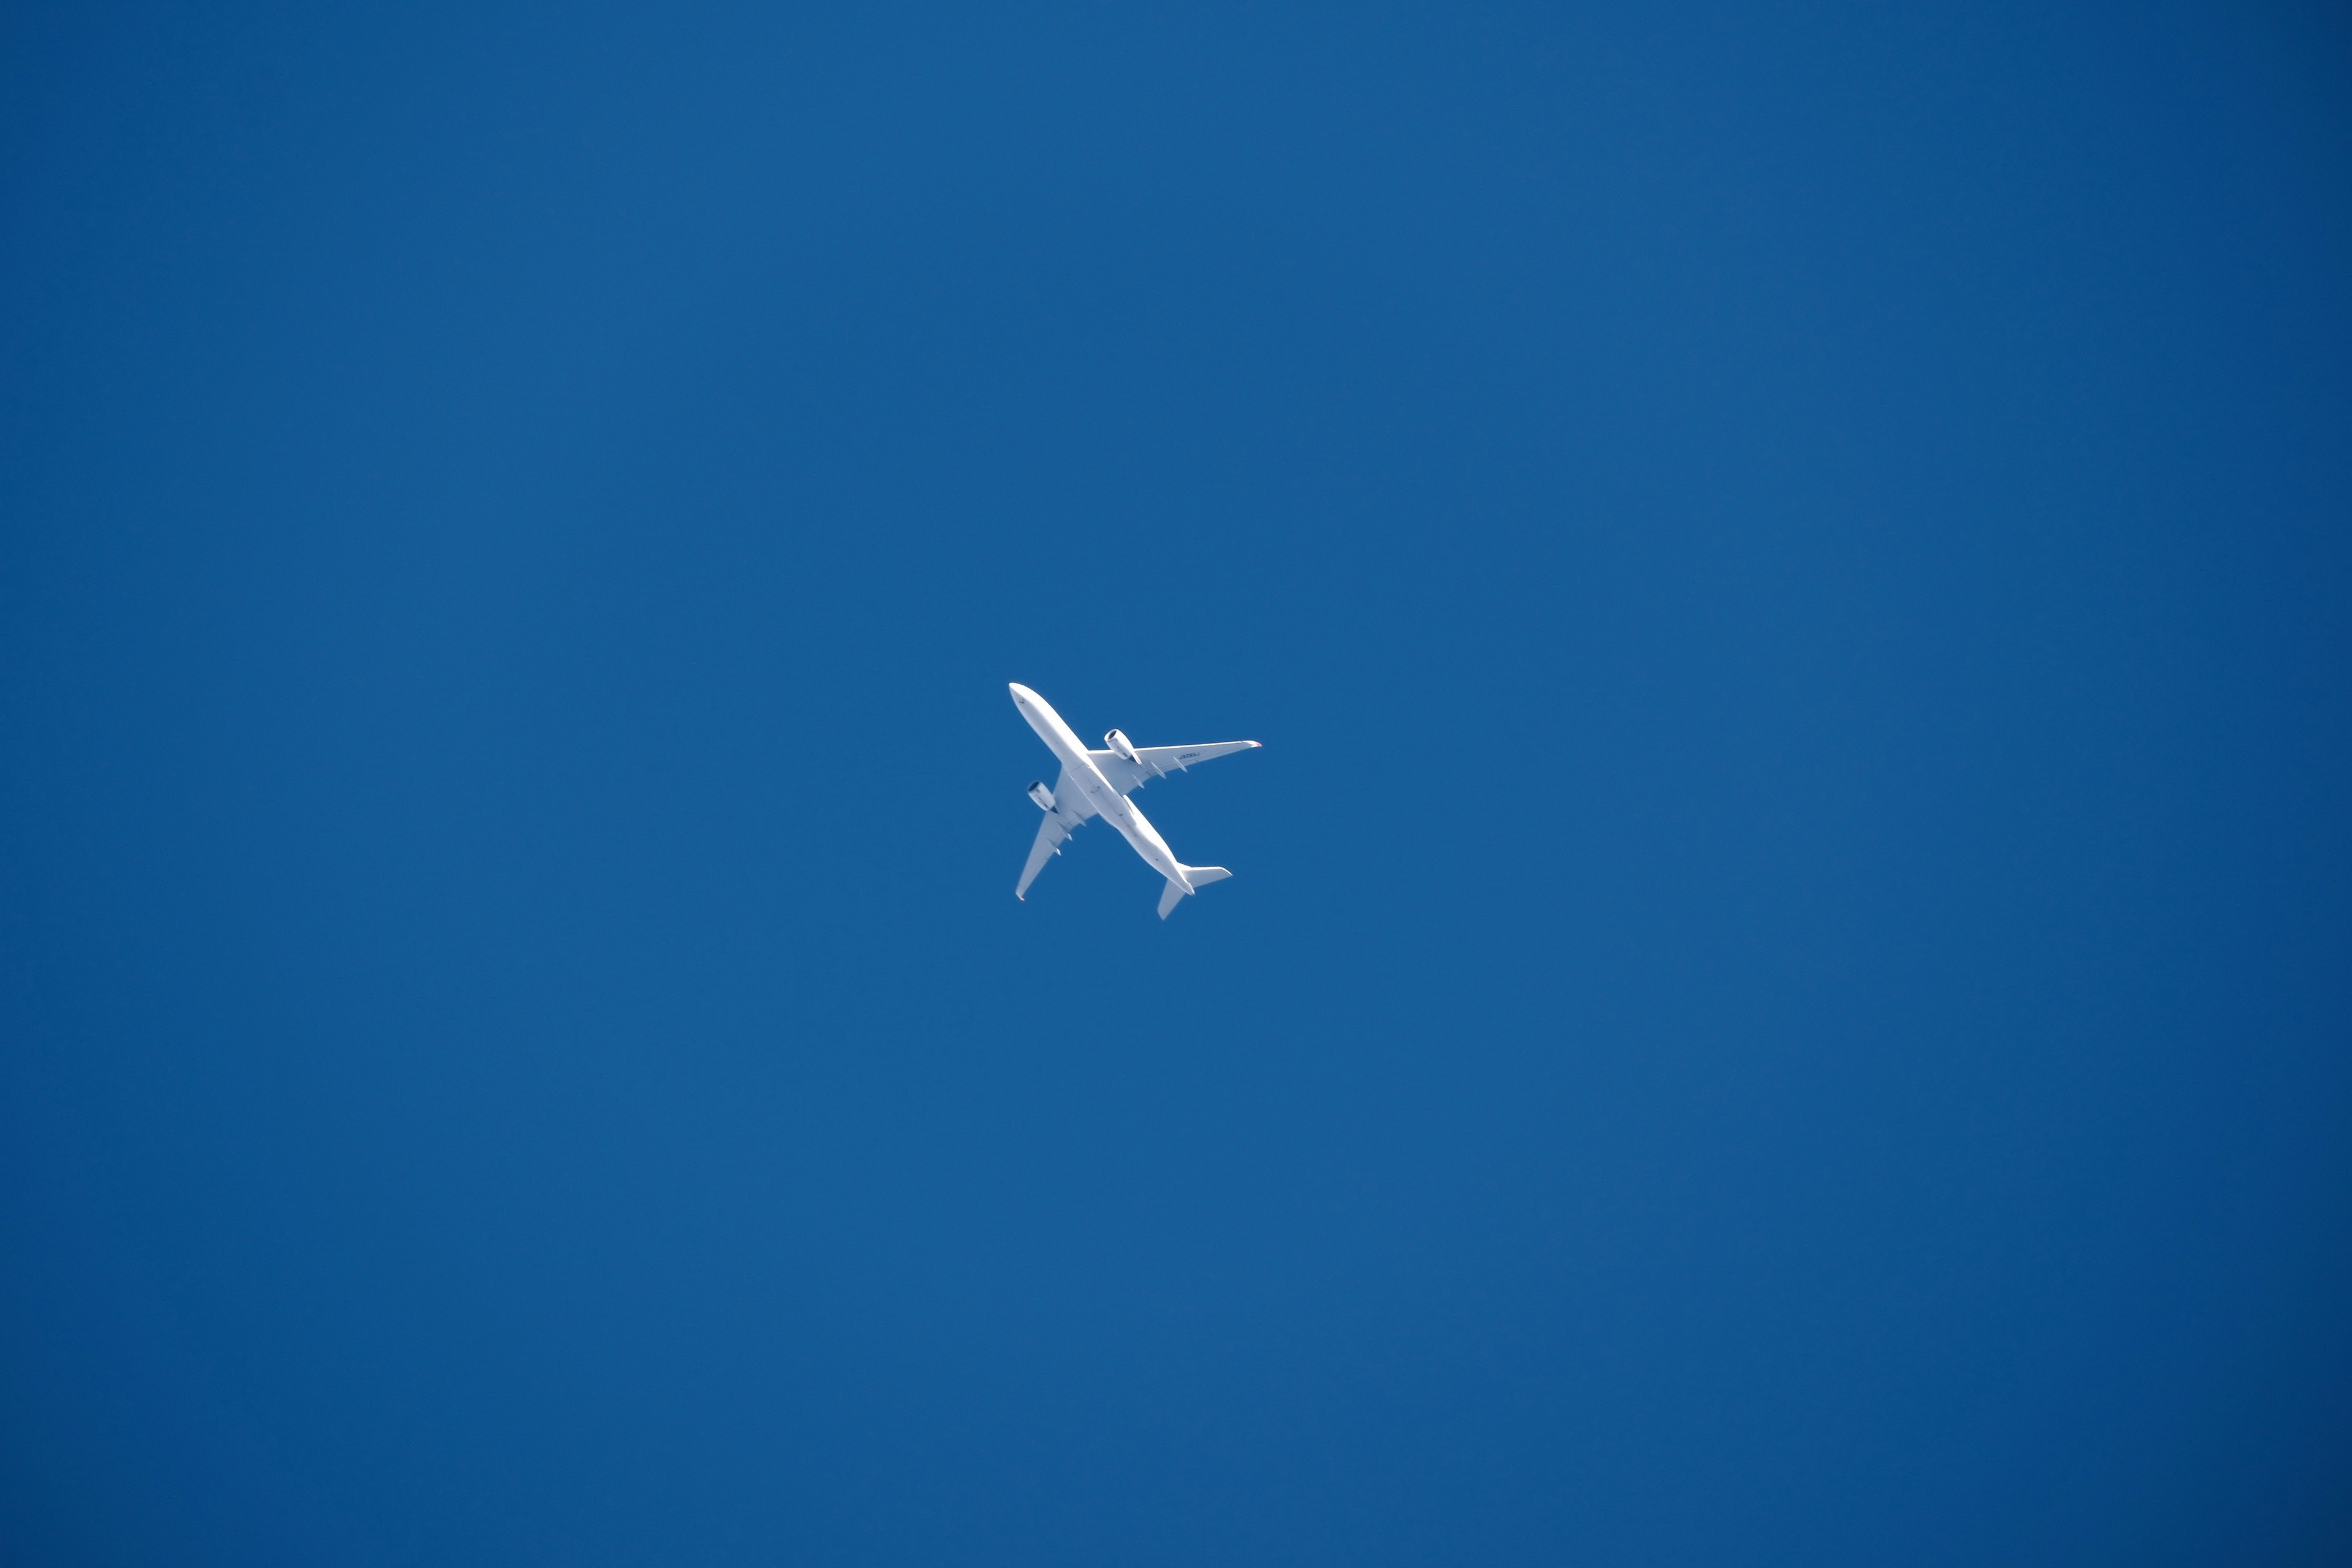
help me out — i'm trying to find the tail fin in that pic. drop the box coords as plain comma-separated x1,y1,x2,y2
1156,865,1232,919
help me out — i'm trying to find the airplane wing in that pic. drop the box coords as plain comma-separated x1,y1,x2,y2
1016,766,1097,899
1085,740,1261,797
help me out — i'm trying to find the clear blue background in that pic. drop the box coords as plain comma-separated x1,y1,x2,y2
5,3,2350,1563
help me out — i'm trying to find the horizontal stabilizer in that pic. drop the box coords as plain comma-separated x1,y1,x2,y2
1157,864,1232,919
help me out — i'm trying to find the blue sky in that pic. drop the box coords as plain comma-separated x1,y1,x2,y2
4,3,2350,1564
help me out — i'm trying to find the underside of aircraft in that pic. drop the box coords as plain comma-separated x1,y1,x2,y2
1008,683,1259,918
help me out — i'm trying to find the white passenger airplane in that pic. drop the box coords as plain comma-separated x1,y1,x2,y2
1009,682,1261,918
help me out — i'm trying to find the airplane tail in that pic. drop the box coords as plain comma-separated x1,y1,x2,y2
1158,865,1232,919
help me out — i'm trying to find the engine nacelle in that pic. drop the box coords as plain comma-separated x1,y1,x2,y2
1027,780,1056,812
1104,728,1139,763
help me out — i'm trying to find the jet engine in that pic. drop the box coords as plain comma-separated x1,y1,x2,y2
1104,729,1139,763
1027,780,1056,812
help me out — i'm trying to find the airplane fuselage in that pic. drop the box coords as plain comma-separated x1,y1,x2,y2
1009,684,1194,894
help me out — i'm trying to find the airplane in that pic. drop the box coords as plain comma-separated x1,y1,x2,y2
1008,682,1261,918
